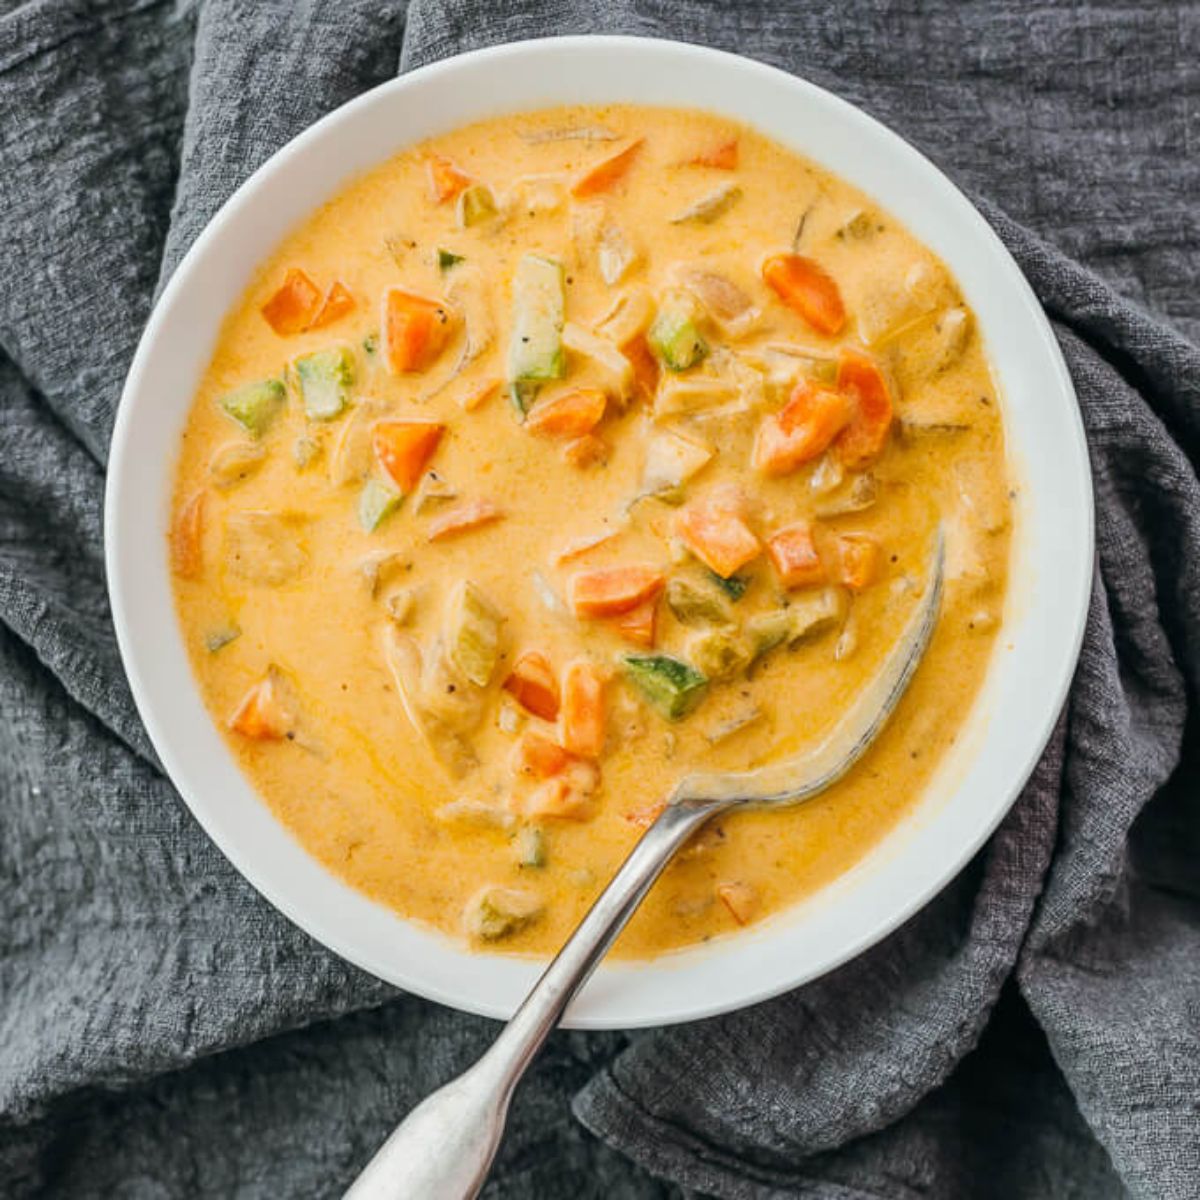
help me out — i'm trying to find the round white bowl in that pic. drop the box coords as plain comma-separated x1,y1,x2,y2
105,35,1093,1029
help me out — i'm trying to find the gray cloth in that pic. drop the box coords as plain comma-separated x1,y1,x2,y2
1,1,1197,1197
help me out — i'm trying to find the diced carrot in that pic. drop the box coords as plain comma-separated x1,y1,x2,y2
308,281,356,330
752,380,854,477
460,378,501,411
261,268,323,335
571,139,644,198
608,596,657,647
687,137,739,169
427,154,472,204
834,347,895,468
426,499,503,542
716,881,760,925
569,565,665,618
554,530,620,565
503,652,561,721
620,333,660,402
525,388,607,438
511,729,571,779
381,287,456,374
766,522,827,588
563,433,609,468
623,801,666,829
762,253,846,336
674,488,761,579
559,659,607,759
522,774,594,821
228,669,293,740
372,420,445,493
170,491,205,580
837,535,881,591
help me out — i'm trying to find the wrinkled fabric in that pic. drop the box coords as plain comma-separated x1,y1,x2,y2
0,2,1196,1197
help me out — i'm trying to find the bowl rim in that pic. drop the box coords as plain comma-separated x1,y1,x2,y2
104,33,1094,1029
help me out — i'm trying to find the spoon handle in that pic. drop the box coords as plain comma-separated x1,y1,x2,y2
343,798,724,1200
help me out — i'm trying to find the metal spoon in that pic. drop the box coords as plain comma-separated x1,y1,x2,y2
345,529,944,1200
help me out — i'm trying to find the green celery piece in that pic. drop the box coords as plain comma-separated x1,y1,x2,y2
458,185,498,228
665,577,733,627
294,345,355,421
358,478,401,532
204,624,241,653
507,254,565,408
465,887,542,940
509,381,540,416
438,248,465,272
687,628,753,680
445,580,504,687
623,654,708,720
362,331,379,357
746,611,793,659
708,570,750,601
516,826,546,869
219,378,285,438
647,306,708,372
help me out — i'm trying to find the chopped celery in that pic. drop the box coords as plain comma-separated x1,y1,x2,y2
219,378,285,438
438,248,465,272
362,332,379,357
665,577,733,627
444,580,504,687
708,570,750,601
516,826,546,869
687,627,753,680
463,885,543,940
358,478,401,532
457,184,498,228
623,654,708,720
507,254,565,412
204,624,241,653
294,345,355,421
647,293,707,372
746,611,792,658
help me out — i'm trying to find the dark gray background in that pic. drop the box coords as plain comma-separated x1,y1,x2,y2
0,3,1197,1197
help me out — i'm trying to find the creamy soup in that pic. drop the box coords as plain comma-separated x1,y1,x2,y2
169,105,1011,958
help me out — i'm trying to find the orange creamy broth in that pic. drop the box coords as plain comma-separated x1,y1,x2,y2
170,104,1011,958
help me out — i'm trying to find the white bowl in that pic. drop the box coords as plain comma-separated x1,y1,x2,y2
105,36,1092,1029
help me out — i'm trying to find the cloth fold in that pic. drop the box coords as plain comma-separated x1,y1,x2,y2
1,2,1196,1197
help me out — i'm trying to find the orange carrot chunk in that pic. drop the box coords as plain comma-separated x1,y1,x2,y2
427,154,472,204
837,535,881,591
569,565,666,618
608,596,658,648
620,333,661,402
525,388,607,438
426,499,503,542
559,659,608,759
687,137,739,169
563,433,610,469
503,652,561,721
762,253,846,336
308,281,356,331
228,669,293,740
511,730,571,780
674,488,761,579
767,522,827,589
372,420,445,493
716,881,760,925
522,773,595,821
261,268,323,335
834,347,895,468
752,380,854,477
381,287,455,374
571,139,644,198
170,491,205,580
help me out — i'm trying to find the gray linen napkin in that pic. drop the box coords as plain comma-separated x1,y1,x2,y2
1,2,1197,1197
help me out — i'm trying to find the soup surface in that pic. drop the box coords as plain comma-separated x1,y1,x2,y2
170,105,1012,958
